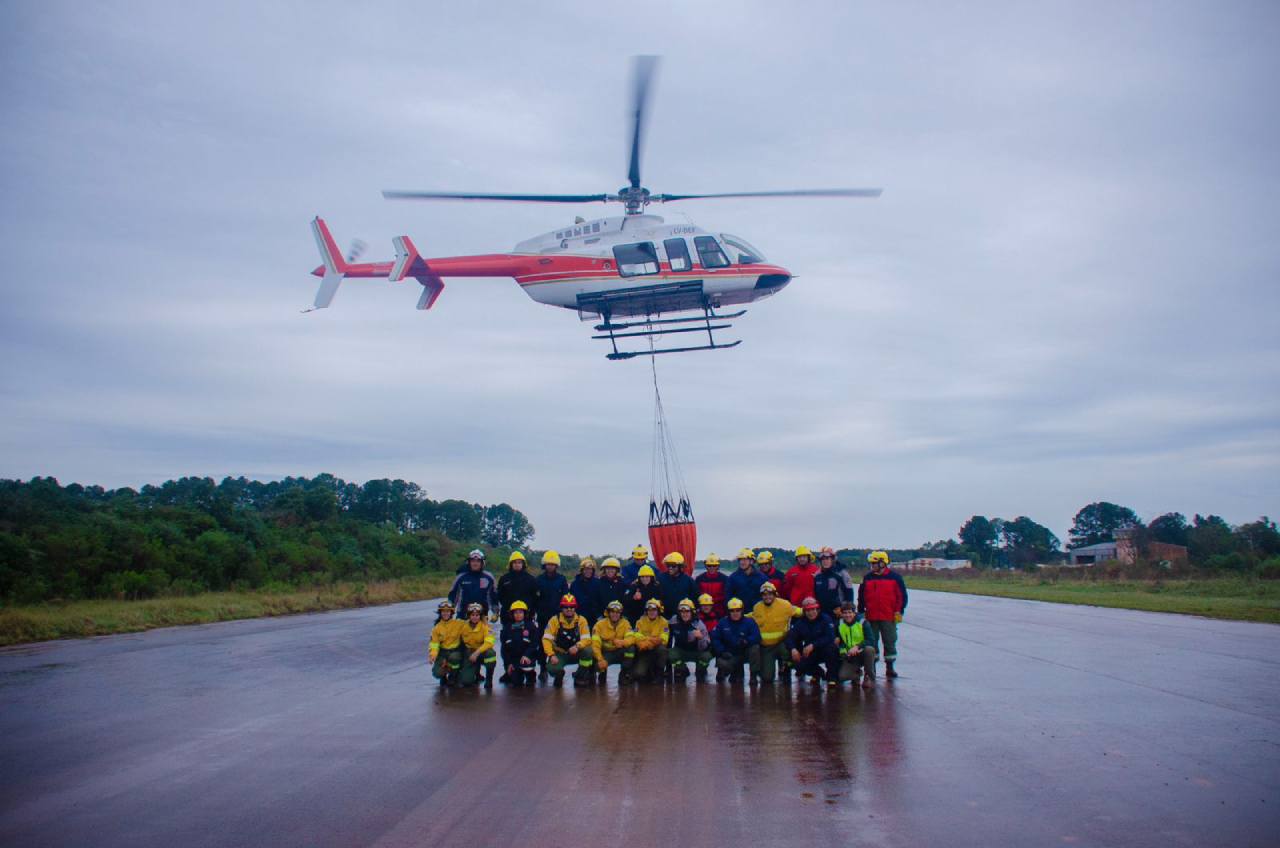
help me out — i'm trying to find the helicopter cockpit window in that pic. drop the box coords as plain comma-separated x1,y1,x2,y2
663,238,692,272
694,236,730,269
720,234,766,264
613,241,660,277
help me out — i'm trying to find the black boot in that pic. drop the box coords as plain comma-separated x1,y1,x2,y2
484,664,495,689
886,661,898,679
553,673,564,688
695,668,707,683
598,670,608,685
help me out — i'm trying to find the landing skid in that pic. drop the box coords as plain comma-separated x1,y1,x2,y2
594,301,745,360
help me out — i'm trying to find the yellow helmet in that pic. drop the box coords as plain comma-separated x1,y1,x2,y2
606,600,624,612
645,599,663,611
796,545,813,558
601,556,621,570
726,598,745,611
736,547,755,561
541,550,561,566
631,545,649,559
697,593,714,606
638,565,656,578
663,551,685,566
509,600,529,612
868,550,890,565
579,558,597,571
677,598,695,612
705,553,721,567
757,550,774,565
508,550,526,564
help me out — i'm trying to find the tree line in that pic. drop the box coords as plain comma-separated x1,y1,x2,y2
0,475,535,604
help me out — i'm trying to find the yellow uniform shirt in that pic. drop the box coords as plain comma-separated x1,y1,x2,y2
592,617,636,653
750,598,799,646
633,615,669,651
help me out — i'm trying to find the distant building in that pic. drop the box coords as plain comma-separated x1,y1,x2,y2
1067,529,1188,566
901,557,972,571
1066,542,1121,566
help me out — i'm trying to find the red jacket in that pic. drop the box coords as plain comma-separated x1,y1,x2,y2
858,569,908,621
782,562,818,606
759,565,785,595
695,571,730,618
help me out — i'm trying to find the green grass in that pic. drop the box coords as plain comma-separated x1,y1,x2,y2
0,575,456,647
905,573,1280,623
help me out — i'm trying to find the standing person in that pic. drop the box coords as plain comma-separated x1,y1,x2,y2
542,594,595,687
696,593,719,636
458,603,498,689
813,548,853,618
626,565,663,622
667,598,712,682
787,597,839,688
595,557,630,616
592,600,636,684
757,550,785,596
534,551,570,681
727,550,767,611
835,601,877,689
782,546,819,607
569,558,602,627
631,599,669,683
711,598,762,684
448,549,499,617
695,553,730,619
750,583,799,686
499,601,539,687
858,551,908,679
657,552,697,620
428,600,463,687
621,544,651,583
497,550,539,625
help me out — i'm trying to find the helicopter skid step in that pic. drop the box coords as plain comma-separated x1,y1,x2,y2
592,323,733,341
607,340,742,360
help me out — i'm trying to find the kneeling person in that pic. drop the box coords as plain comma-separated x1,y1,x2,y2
712,598,762,684
750,582,799,685
631,599,670,683
500,600,539,687
428,600,464,687
836,601,877,688
788,597,839,687
668,599,711,681
459,603,498,689
592,600,636,684
542,594,595,687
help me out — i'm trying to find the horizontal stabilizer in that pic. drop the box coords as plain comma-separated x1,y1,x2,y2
415,275,445,310
389,235,422,283
310,217,348,308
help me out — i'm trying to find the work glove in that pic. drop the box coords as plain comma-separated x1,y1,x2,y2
489,611,499,623
894,612,903,623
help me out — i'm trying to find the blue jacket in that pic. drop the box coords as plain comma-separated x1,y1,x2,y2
594,575,630,615
500,618,540,664
620,558,650,584
657,571,698,619
812,567,853,615
786,613,837,652
569,574,601,623
448,568,499,614
726,567,767,610
534,571,570,626
711,615,762,654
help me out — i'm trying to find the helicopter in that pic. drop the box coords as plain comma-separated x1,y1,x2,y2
308,57,881,360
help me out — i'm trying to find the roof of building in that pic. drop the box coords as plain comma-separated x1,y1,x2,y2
1068,542,1119,555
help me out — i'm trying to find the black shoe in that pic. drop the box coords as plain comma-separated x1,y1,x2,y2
598,671,608,684
498,673,510,684
619,672,633,684
553,674,564,688
716,669,726,683
886,662,899,679
674,666,689,679
780,673,791,687
695,670,707,683
749,673,759,686
539,667,549,682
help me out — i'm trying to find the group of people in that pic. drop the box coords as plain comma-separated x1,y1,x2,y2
429,544,908,691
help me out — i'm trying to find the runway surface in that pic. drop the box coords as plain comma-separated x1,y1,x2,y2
1,590,1277,847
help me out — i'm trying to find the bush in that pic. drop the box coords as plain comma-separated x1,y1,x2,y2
1259,558,1280,581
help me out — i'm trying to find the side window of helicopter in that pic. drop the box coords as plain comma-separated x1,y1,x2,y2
612,241,660,277
694,236,730,269
663,238,692,272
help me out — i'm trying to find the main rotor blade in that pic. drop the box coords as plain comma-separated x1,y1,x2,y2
628,55,659,190
653,188,883,202
383,190,610,203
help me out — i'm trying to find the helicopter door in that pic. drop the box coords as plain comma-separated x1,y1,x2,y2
663,238,692,272
612,241,660,277
693,236,730,269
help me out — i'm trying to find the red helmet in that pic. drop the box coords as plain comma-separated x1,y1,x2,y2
801,597,821,610
559,594,578,608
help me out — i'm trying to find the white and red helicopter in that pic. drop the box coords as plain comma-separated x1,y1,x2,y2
308,57,881,359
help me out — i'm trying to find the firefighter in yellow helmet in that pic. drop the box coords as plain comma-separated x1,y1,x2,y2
668,598,712,681
750,582,801,685
458,602,497,689
499,600,538,687
627,564,662,621
428,600,464,687
542,594,595,687
630,598,670,683
623,544,651,583
592,600,636,684
711,597,763,684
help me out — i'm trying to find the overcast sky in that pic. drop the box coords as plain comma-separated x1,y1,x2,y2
1,1,1277,555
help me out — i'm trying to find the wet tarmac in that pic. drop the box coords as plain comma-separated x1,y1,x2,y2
1,590,1277,847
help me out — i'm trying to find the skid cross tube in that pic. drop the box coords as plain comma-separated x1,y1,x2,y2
595,298,742,360
592,323,732,341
